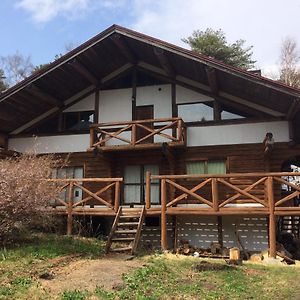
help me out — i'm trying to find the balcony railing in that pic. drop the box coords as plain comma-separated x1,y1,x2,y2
88,117,186,151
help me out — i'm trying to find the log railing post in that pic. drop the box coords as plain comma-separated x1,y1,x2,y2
131,124,136,145
177,119,182,142
212,178,219,212
90,127,94,148
114,181,120,213
161,179,168,250
145,171,151,209
267,176,276,258
67,182,74,235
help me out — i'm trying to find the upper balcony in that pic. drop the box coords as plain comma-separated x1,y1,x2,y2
88,117,186,152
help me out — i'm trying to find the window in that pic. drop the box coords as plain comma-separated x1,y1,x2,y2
52,166,84,203
62,111,94,131
186,161,226,175
123,164,160,204
178,102,214,122
221,110,244,120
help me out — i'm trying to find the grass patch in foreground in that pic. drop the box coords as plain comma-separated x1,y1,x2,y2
0,233,105,300
94,255,300,300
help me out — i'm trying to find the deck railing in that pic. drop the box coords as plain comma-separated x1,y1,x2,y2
48,177,122,234
89,117,186,151
149,172,300,254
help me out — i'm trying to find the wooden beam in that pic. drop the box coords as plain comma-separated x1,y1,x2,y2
287,98,300,120
171,83,177,117
11,86,95,134
132,67,137,120
153,48,175,78
94,88,99,123
267,177,276,258
217,216,223,247
110,33,137,64
69,59,99,86
27,85,62,107
206,67,219,95
161,179,168,250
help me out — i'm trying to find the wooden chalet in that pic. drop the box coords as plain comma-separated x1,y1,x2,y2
1,25,300,256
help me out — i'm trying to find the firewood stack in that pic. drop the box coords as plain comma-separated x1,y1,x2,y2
176,240,230,258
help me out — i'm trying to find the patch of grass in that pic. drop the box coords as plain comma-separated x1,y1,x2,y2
61,290,88,300
0,233,105,300
92,255,300,300
0,233,105,261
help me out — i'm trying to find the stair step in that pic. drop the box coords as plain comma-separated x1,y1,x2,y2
119,215,140,219
115,229,137,234
112,237,135,241
110,246,132,252
118,222,139,226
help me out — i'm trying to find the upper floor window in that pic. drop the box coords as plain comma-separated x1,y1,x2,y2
62,111,94,131
177,102,214,122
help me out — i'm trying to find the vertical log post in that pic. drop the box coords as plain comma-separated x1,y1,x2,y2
145,171,151,209
161,179,168,250
90,127,94,148
132,124,136,146
114,181,120,213
67,182,74,235
177,119,183,142
212,178,219,212
267,176,276,258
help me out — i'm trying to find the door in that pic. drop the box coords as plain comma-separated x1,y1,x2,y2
123,164,159,205
134,105,154,143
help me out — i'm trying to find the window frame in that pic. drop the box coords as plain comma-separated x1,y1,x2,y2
185,159,228,175
177,101,214,123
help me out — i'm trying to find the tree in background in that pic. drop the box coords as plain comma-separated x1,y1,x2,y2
182,28,256,70
279,37,300,88
0,52,34,86
0,69,8,92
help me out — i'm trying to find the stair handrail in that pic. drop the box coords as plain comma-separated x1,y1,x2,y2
132,206,146,255
105,206,122,253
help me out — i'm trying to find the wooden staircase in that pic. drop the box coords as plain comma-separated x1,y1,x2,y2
105,206,145,255
280,216,300,238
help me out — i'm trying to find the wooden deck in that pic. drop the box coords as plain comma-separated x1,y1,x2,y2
48,172,300,258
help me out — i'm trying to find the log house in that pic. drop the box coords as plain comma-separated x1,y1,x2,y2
1,25,300,256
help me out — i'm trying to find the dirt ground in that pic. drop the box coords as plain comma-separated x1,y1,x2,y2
40,254,143,295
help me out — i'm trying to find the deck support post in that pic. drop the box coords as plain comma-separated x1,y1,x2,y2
145,171,151,209
267,177,276,258
161,179,168,250
67,182,74,235
114,181,120,213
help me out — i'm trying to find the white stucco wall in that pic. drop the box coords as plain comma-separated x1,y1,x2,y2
99,88,132,123
136,84,172,118
64,93,95,112
176,85,214,103
8,134,90,154
187,121,289,147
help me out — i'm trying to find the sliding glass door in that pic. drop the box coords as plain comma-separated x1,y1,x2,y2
123,164,159,205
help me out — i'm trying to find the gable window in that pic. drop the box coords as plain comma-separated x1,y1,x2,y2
186,160,226,175
178,102,214,122
52,166,84,203
61,111,94,131
221,110,244,120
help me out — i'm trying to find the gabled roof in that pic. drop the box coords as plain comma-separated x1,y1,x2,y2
1,24,300,134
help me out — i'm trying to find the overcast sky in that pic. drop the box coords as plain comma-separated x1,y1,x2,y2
1,0,300,77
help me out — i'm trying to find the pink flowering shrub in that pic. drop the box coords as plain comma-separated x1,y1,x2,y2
0,154,61,240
